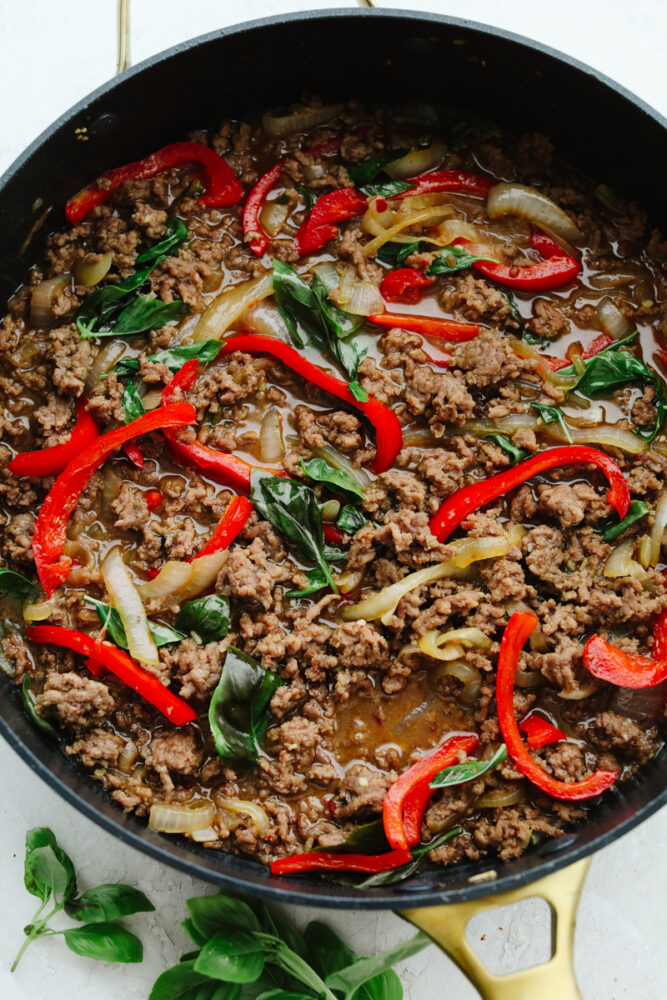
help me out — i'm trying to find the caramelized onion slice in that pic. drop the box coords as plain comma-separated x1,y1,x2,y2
475,789,522,809
30,275,70,329
73,252,113,288
262,103,343,138
149,800,216,834
384,139,447,179
137,551,226,612
213,794,271,836
604,538,646,580
648,492,667,566
193,271,274,341
102,547,159,666
596,297,633,340
487,182,582,244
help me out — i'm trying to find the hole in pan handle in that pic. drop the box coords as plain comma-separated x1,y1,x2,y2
399,856,591,1000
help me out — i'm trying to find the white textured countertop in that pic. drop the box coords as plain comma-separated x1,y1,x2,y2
0,3,665,999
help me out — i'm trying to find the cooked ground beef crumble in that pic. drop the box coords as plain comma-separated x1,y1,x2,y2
1,100,666,875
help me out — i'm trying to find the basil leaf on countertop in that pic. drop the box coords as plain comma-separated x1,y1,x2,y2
24,838,77,904
325,933,429,1000
300,457,365,502
86,597,185,649
285,566,330,601
430,745,508,788
208,645,281,765
66,884,155,923
63,922,143,963
112,339,223,378
347,149,411,187
303,921,403,1000
122,381,146,423
376,240,423,267
176,594,231,644
531,401,573,443
483,433,528,465
21,676,59,739
0,566,38,603
135,217,189,266
598,499,650,542
194,928,266,983
149,960,240,1000
427,244,499,277
251,469,338,594
187,893,261,940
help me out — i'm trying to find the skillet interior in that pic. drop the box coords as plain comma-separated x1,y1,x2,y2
0,8,665,908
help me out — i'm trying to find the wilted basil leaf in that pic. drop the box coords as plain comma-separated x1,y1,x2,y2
285,567,330,600
483,433,527,464
122,382,146,423
63,922,143,963
209,646,281,765
349,380,369,402
336,505,369,534
296,186,316,212
361,179,413,198
136,217,189,266
76,258,189,338
109,297,190,337
112,339,222,379
531,401,572,442
176,595,230,644
300,457,364,502
555,330,638,377
0,567,38,603
598,499,650,542
430,745,507,788
427,244,498,277
574,348,667,441
21,676,59,739
86,597,185,649
376,241,423,267
347,149,411,187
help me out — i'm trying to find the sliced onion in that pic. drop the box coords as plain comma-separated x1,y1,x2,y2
596,297,633,340
419,634,465,661
30,275,70,329
149,800,216,834
321,499,341,521
604,538,646,580
639,534,652,569
259,406,285,463
515,667,545,688
102,547,159,665
243,299,291,340
63,540,95,586
423,627,493,653
401,427,439,447
260,200,289,238
73,252,113,288
190,826,221,843
262,103,343,138
330,276,384,316
476,789,522,809
213,794,271,836
648,492,667,566
487,182,582,244
557,681,599,701
23,594,59,623
85,341,127,394
312,443,371,487
509,337,579,389
361,203,455,258
335,569,365,594
193,271,274,341
464,413,648,455
384,139,446,179
118,741,138,774
435,660,482,705
138,550,226,612
434,219,483,245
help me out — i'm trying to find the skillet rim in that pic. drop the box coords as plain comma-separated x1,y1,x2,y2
0,6,665,909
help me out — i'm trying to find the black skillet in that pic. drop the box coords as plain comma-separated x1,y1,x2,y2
0,9,665,997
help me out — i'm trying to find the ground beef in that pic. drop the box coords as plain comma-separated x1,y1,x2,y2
68,728,124,768
218,535,292,610
36,672,115,731
142,730,202,784
588,711,658,764
294,406,363,454
111,482,150,531
529,299,571,339
48,325,91,397
1,512,35,563
439,273,513,325
451,329,527,387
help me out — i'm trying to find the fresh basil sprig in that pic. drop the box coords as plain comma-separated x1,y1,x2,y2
300,457,365,502
430,744,508,788
251,469,339,594
0,567,38,603
347,149,411,187
175,594,230,644
135,217,189,266
483,433,528,464
427,244,499,277
12,827,152,971
208,645,281,765
598,499,650,542
85,597,185,649
111,338,223,378
531,401,573,443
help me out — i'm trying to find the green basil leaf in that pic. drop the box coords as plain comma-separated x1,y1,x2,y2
0,567,38,603
375,240,422,267
555,330,638,377
150,960,241,1000
284,566,330,600
360,179,413,198
209,646,281,765
176,595,231,644
259,937,332,999
194,930,266,983
325,933,429,1000
501,292,527,338
187,894,261,940
295,186,316,212
107,296,190,338
24,829,77,903
483,433,527,464
349,380,369,402
24,828,60,899
531,401,572,443
598,499,650,542
318,819,390,856
110,357,141,378
66,884,154,922
63,921,143,963
336,505,369,534
427,244,499,276
300,457,365,502
86,597,185,649
272,259,319,349
21,675,59,738
354,970,403,1000
182,917,209,948
573,347,667,442
347,149,411,187
112,339,222,379
122,382,146,423
430,744,507,788
136,217,189,266
303,921,356,981
256,992,313,1000
324,828,462,890
75,261,160,336
251,469,337,593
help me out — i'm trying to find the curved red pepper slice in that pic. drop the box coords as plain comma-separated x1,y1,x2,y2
242,161,283,257
322,522,345,546
380,268,434,305
28,625,197,726
219,334,403,474
295,187,368,256
189,495,253,561
652,608,667,660
429,445,630,543
367,311,479,343
383,733,479,851
33,402,196,597
161,360,282,492
519,713,566,749
271,847,412,876
472,230,580,292
123,441,144,468
583,634,667,689
393,169,494,201
8,399,99,478
497,612,617,800
66,141,242,225
547,332,615,372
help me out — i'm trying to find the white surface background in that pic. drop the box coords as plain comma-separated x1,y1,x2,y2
0,2,665,998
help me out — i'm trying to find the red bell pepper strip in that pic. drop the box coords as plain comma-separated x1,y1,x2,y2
271,847,412,876
161,360,280,492
83,657,106,678
497,612,617,799
189,495,253,561
219,334,403,474
652,607,667,660
393,169,494,201
242,161,283,257
65,141,242,225
295,187,368,256
323,522,345,546
33,403,196,598
366,311,480,343
123,442,144,468
383,733,479,851
429,445,630,543
519,713,566,749
8,399,99,478
583,634,667,689
380,268,434,305
471,230,580,292
28,625,197,726
547,332,615,372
